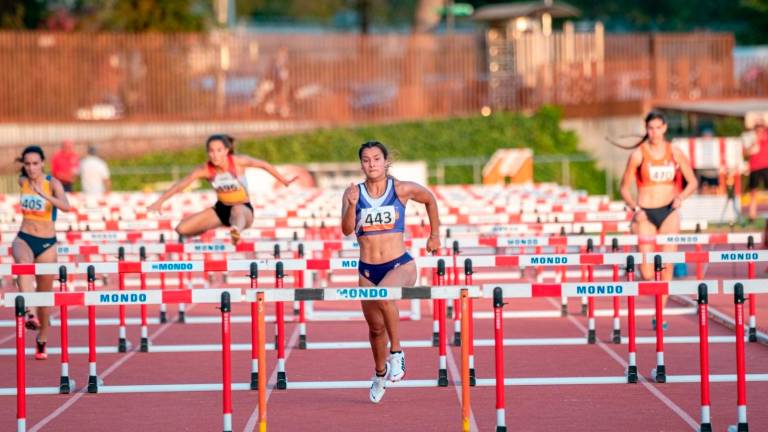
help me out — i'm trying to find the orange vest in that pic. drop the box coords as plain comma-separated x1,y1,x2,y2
207,155,249,205
636,143,678,188
20,175,57,222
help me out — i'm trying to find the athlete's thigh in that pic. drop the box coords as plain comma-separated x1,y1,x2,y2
657,209,680,235
359,275,384,324
12,237,35,290
34,246,57,292
176,208,222,236
634,215,658,278
232,204,254,227
12,236,34,263
377,261,417,287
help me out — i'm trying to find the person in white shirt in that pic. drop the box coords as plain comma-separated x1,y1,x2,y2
80,145,111,197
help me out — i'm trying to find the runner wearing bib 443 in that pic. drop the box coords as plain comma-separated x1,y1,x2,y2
342,141,441,404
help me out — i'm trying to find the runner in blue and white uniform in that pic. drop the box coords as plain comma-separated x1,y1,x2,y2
341,141,441,403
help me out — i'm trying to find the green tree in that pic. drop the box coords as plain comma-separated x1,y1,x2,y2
0,0,48,29
88,0,210,32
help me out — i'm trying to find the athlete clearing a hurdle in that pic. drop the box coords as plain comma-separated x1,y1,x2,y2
617,112,697,330
13,146,72,360
341,141,441,403
147,134,295,244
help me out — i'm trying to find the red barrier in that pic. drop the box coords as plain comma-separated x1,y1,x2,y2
626,256,638,383
221,292,233,432
59,266,72,393
275,262,287,389
15,296,26,432
87,266,99,393
653,255,666,383
697,283,712,432
460,288,470,432
437,259,448,387
257,292,267,431
249,263,259,390
139,247,149,352
493,286,506,432
734,283,748,431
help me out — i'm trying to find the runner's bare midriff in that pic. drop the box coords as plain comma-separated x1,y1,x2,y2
637,183,676,208
358,232,408,264
19,219,56,238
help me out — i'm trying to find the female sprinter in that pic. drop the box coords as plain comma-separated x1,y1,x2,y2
341,141,440,403
13,146,72,359
617,112,697,329
147,134,295,243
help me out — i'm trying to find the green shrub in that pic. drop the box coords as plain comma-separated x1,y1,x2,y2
110,105,607,193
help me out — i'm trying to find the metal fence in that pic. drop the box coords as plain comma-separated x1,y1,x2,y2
0,31,765,125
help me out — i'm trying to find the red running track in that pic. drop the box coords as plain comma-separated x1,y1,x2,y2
0,268,766,431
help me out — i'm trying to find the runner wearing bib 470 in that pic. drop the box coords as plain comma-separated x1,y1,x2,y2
635,141,679,230
342,141,441,404
618,112,698,330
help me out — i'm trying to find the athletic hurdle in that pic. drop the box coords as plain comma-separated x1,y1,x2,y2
484,275,768,432
6,274,240,432
246,284,477,432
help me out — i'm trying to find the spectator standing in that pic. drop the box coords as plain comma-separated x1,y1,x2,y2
51,139,79,192
745,120,768,221
80,145,111,197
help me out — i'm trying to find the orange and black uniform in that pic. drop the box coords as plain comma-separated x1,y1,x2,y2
207,155,253,226
636,143,679,229
17,176,58,257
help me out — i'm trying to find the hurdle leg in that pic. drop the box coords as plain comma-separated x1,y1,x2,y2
220,293,233,432
626,260,637,383
697,283,712,432
492,288,506,432
159,271,167,323
88,298,99,392
58,270,74,394
250,301,259,390
612,264,621,344
652,293,666,383
460,289,470,432
140,273,149,352
118,272,128,352
438,298,448,386
733,284,749,432
15,296,26,432
453,298,461,346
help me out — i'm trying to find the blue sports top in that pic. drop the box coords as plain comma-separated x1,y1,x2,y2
354,177,405,237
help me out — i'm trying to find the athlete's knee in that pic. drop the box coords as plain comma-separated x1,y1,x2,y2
368,323,386,339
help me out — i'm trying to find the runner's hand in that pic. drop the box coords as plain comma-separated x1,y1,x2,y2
147,201,162,214
426,235,441,255
344,183,359,206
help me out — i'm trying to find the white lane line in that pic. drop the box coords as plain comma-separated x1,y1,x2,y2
28,306,193,432
243,326,300,432
547,298,699,431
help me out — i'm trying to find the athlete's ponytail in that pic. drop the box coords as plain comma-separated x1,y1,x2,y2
206,134,236,155
608,111,667,150
17,145,45,178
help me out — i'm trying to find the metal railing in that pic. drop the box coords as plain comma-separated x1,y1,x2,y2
0,31,764,125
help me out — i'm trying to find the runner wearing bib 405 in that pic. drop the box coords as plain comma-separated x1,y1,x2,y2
13,146,72,361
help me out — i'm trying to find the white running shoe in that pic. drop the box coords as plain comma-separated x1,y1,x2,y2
388,351,405,382
369,363,389,404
